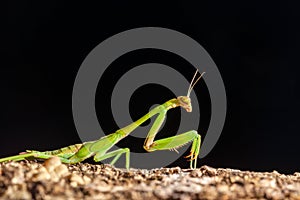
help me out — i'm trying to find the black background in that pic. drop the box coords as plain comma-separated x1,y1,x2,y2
1,1,300,173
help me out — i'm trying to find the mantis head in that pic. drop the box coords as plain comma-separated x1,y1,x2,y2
177,96,193,112
178,70,205,112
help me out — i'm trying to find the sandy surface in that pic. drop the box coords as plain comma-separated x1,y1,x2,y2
0,158,300,200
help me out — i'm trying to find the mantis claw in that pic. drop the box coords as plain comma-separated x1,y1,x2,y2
185,152,197,161
184,152,192,158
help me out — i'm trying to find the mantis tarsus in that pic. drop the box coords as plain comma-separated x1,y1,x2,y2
0,70,205,169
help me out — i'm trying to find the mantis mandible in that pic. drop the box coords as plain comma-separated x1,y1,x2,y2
0,70,205,169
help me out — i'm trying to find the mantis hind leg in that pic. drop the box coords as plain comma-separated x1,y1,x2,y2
0,153,37,162
93,148,130,170
0,151,72,163
146,130,201,169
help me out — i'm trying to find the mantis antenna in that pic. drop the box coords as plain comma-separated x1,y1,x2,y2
187,70,206,97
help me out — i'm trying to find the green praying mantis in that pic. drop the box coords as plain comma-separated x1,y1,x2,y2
0,70,205,169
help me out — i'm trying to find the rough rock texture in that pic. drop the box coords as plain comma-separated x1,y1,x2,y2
0,158,300,200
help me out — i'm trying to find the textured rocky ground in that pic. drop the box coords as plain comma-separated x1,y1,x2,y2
0,158,300,200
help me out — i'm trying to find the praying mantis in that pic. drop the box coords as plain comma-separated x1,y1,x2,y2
0,70,205,170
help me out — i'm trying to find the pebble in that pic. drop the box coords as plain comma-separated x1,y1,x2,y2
32,167,51,181
201,165,217,176
54,164,69,178
11,168,24,184
189,169,202,177
83,175,92,184
44,157,62,172
70,173,85,186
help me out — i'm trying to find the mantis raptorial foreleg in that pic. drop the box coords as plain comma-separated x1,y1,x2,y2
139,104,201,169
0,70,205,170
